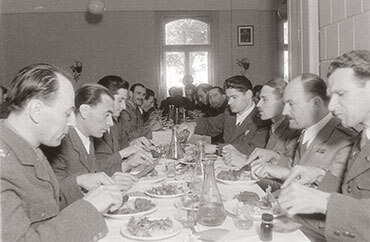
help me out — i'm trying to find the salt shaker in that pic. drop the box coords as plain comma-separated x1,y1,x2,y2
259,213,273,241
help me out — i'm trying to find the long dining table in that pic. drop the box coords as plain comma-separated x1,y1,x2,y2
99,157,310,242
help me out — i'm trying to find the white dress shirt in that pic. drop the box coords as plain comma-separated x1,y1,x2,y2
366,127,370,140
236,103,255,126
302,112,333,148
74,127,91,154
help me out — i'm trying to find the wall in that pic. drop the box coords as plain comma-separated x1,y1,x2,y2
319,0,370,80
0,0,279,100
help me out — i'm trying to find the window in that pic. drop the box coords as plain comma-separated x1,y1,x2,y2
161,16,212,94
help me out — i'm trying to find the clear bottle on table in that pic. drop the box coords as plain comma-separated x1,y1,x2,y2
196,155,226,226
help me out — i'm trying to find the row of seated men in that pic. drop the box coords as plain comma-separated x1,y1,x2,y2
1,49,370,242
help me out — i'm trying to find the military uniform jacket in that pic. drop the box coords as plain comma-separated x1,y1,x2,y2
293,117,356,179
265,118,300,167
316,131,370,241
0,121,107,242
119,100,152,141
45,128,121,196
194,108,270,155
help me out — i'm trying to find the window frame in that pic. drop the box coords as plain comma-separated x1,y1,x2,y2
156,11,218,99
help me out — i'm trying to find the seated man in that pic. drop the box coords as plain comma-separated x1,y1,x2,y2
207,86,229,144
160,87,195,117
95,75,154,169
44,84,152,202
142,88,155,123
120,83,162,140
180,75,270,156
1,63,122,241
251,73,356,188
278,50,370,242
225,77,300,190
196,83,213,117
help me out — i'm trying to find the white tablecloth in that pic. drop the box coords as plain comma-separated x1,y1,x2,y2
99,161,310,242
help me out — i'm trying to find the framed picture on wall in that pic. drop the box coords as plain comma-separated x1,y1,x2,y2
237,25,254,46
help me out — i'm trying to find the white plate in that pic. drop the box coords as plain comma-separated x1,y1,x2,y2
138,174,167,184
121,218,183,241
216,177,258,185
104,197,157,219
144,183,189,199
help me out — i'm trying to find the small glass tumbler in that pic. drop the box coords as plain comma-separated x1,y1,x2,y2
165,160,176,178
233,202,254,230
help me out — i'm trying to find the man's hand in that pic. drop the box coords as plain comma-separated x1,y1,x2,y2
149,119,163,131
83,185,123,213
247,148,280,167
76,172,115,191
111,172,138,192
278,182,330,217
281,165,327,189
222,152,246,169
121,152,153,172
129,137,153,151
119,145,152,159
251,163,290,181
178,122,197,141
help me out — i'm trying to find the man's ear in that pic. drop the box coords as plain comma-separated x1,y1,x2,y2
129,91,133,99
312,96,323,107
246,89,253,98
79,104,91,119
28,99,42,124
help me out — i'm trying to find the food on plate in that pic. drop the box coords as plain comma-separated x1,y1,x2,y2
217,169,252,181
233,191,260,206
108,198,155,215
127,216,173,237
146,183,187,196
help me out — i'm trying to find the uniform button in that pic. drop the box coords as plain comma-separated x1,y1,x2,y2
366,156,370,162
41,213,45,217
349,233,355,238
343,231,350,237
347,187,352,193
352,151,357,156
334,230,341,236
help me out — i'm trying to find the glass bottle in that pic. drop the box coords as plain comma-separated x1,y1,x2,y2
259,213,273,241
168,105,175,121
166,126,184,160
196,155,226,226
175,108,179,124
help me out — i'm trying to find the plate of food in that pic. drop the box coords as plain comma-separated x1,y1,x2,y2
224,191,280,219
138,169,167,184
121,216,183,241
104,197,157,219
216,169,257,185
144,182,190,199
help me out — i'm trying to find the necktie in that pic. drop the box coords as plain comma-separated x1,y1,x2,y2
360,130,368,150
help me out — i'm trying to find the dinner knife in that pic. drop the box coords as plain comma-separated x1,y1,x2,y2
135,159,160,178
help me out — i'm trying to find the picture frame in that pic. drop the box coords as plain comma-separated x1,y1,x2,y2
237,25,254,46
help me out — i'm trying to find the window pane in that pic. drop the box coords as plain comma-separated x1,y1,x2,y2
283,21,289,45
165,52,185,91
165,19,209,45
190,52,208,86
284,50,289,81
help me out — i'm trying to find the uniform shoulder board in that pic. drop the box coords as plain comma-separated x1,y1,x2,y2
336,124,359,137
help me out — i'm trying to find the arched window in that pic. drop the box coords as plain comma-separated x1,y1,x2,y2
160,16,213,95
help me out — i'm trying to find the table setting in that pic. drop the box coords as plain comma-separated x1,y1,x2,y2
99,135,310,242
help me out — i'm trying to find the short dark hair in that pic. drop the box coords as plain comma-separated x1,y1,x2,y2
7,63,71,112
130,83,145,92
223,75,253,93
327,50,370,86
300,73,329,103
75,84,114,114
184,84,197,93
97,75,129,95
209,86,224,95
197,83,212,94
263,77,287,99
145,88,155,99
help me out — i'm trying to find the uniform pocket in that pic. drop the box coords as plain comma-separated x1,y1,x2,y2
29,199,58,223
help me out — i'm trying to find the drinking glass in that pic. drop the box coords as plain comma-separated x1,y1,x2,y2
233,202,254,230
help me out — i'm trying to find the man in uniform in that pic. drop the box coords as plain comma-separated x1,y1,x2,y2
1,63,123,241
